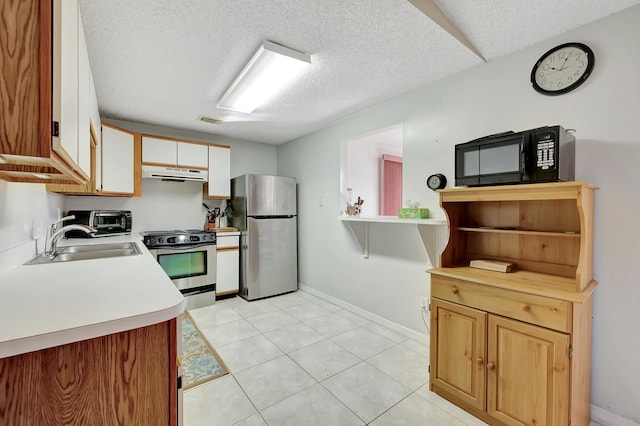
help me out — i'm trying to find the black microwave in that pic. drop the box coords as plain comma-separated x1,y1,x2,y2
455,125,575,187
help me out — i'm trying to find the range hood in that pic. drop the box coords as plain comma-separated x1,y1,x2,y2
141,165,208,182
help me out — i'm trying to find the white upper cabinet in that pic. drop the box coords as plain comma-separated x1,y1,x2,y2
143,136,208,168
177,143,208,168
102,125,135,194
52,0,80,173
207,145,231,199
89,70,101,141
142,136,177,165
76,10,91,177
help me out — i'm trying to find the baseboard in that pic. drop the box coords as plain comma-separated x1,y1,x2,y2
590,404,639,426
298,284,428,343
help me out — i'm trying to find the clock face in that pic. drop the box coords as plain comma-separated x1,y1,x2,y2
427,173,446,191
531,42,594,95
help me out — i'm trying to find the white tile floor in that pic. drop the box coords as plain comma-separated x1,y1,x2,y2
184,290,604,426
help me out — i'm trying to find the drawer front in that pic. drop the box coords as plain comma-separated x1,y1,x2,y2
216,235,239,249
431,276,571,332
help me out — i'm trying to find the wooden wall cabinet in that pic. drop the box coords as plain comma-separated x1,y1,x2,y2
429,182,597,426
0,320,179,426
0,0,92,185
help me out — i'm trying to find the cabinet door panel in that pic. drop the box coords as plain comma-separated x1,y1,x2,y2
177,142,208,168
76,10,91,177
207,146,231,198
142,136,177,165
430,298,486,410
52,0,79,166
217,248,239,295
487,315,569,426
102,125,134,193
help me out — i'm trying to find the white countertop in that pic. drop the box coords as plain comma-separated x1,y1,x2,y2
0,235,184,358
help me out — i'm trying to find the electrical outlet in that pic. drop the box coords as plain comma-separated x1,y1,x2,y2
420,297,429,312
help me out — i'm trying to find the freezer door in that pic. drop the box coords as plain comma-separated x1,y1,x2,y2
246,174,296,216
240,217,298,300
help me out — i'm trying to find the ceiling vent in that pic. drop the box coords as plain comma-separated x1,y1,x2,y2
198,115,223,125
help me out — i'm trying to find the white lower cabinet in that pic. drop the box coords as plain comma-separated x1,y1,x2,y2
216,233,239,296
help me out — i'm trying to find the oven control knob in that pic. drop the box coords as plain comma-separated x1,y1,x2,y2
202,235,208,240
158,237,164,243
149,238,155,244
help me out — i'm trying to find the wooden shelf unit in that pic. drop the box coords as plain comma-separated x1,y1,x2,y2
429,181,597,426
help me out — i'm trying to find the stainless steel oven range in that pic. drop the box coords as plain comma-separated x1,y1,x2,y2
141,229,216,310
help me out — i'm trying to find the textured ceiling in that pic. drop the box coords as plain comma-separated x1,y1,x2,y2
77,0,640,145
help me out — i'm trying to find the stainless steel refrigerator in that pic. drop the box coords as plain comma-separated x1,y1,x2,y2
229,174,298,300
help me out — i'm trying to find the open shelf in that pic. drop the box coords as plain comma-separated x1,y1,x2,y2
338,215,446,264
437,182,595,292
457,227,580,238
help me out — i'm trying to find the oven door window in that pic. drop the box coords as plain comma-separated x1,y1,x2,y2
157,251,207,280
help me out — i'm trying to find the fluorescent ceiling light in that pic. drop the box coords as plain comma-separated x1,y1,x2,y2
217,41,311,114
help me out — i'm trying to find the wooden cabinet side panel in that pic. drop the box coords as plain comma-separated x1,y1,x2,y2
0,322,171,426
570,296,593,425
440,202,467,267
0,0,50,157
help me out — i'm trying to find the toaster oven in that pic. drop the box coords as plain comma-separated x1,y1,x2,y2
64,210,132,237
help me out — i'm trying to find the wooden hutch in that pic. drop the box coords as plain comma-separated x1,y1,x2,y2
428,181,597,426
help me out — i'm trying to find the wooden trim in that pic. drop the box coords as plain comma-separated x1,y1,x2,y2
216,246,239,252
439,181,596,203
89,119,99,146
168,318,178,426
570,295,593,425
216,290,238,297
133,132,142,196
204,193,231,200
39,0,53,156
140,132,230,149
142,161,208,171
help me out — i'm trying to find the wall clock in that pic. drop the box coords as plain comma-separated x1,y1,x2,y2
427,173,447,191
531,42,595,96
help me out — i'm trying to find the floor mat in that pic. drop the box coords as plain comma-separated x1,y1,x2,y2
182,311,229,389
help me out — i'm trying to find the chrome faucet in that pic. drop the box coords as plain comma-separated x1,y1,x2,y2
44,216,96,258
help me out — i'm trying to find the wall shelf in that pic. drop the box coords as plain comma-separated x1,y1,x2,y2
457,227,580,238
338,215,447,264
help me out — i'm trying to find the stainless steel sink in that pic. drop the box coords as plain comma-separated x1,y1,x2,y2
25,242,141,265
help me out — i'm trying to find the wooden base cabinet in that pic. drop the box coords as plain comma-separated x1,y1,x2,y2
429,182,597,426
0,320,178,426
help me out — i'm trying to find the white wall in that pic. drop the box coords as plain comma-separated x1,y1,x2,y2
277,6,640,423
0,182,65,272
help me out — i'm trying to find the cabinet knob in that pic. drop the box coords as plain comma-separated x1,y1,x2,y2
521,304,531,312
476,357,484,366
451,286,459,295
487,362,496,371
